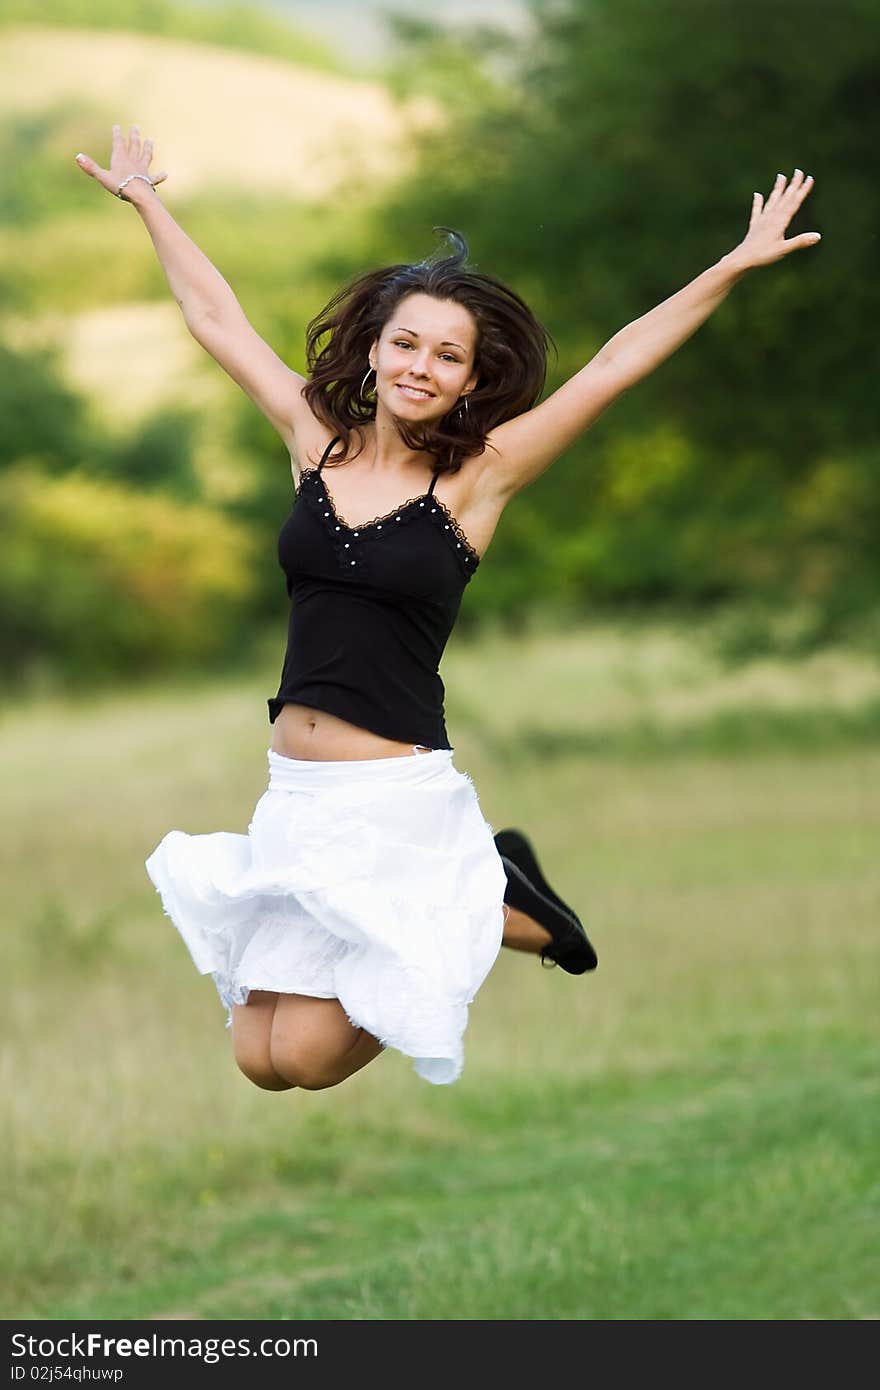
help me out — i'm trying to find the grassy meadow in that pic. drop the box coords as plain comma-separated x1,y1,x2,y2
2,3,876,1326
3,620,879,1320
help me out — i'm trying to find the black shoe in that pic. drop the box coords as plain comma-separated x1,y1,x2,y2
495,828,572,916
494,829,598,975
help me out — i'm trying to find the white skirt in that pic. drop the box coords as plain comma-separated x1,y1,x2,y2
144,746,507,1085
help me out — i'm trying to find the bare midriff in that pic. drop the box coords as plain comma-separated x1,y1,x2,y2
270,701,432,761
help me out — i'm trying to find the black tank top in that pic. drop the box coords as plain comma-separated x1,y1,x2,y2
268,436,481,749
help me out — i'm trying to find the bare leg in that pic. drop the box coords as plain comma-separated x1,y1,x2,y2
270,994,385,1091
231,989,295,1090
233,908,554,1093
501,902,552,954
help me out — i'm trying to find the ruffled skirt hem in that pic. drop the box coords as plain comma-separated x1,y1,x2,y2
145,747,506,1085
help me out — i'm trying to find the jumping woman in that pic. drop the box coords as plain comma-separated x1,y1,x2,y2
75,126,819,1091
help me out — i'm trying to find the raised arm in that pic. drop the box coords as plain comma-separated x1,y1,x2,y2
483,169,821,501
75,125,309,452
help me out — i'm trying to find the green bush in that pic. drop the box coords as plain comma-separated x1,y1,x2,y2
0,338,93,472
92,405,203,501
0,462,260,688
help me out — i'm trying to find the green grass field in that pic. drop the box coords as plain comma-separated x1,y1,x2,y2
3,624,879,1320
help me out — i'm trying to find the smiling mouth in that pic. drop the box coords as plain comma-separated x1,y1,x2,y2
396,383,435,399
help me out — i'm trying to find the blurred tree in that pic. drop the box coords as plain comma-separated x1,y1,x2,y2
0,462,259,690
0,335,201,499
100,405,203,502
372,0,876,636
0,338,93,472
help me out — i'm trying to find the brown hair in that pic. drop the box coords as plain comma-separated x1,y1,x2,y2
303,230,554,474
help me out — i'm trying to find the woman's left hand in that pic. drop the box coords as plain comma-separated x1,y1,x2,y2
728,168,821,271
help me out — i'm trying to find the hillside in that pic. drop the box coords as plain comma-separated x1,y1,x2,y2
1,22,438,427
0,23,433,199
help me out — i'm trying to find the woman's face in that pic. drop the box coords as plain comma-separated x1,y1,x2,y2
370,292,479,426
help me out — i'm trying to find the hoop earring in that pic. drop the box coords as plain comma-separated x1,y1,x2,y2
457,394,471,418
359,366,376,402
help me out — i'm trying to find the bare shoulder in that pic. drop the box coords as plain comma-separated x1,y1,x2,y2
287,413,341,486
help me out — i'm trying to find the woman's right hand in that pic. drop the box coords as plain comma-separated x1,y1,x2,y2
75,124,169,201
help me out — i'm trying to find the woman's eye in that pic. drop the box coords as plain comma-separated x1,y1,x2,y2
393,340,458,362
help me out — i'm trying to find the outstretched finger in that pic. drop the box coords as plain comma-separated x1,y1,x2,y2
748,191,764,231
75,151,101,176
765,171,789,209
781,231,823,256
767,170,795,208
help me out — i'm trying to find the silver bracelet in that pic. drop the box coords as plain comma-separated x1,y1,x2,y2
116,172,156,200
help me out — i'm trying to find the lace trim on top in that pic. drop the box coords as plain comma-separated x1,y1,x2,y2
297,467,481,571
299,467,429,532
429,495,480,566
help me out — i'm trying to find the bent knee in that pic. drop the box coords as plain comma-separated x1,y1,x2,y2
270,1055,336,1091
268,1041,343,1091
235,1055,296,1091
